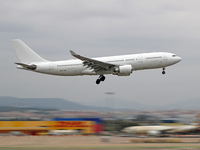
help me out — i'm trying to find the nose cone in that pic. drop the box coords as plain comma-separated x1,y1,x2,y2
121,127,130,133
176,56,182,63
121,128,127,133
171,55,181,64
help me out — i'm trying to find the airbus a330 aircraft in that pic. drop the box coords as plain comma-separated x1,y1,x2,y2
12,39,181,84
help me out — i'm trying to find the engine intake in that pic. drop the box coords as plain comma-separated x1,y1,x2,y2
147,130,161,137
114,65,132,76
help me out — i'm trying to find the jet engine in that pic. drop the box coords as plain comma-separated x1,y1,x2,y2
114,65,132,76
147,130,161,137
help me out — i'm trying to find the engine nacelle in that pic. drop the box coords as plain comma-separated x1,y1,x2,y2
114,65,132,76
147,130,161,137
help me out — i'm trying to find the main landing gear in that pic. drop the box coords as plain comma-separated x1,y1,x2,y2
162,68,166,74
96,75,105,84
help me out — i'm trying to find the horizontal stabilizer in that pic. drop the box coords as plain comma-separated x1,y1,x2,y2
15,62,37,70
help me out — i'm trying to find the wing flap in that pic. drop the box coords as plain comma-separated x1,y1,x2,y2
70,50,116,74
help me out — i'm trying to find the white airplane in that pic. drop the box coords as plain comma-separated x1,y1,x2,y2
122,125,200,137
122,126,174,137
12,39,181,84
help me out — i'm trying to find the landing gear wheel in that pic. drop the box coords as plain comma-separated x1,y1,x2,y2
96,79,101,84
100,76,105,81
162,68,166,75
96,75,106,84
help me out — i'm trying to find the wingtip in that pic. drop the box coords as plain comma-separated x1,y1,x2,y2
70,50,77,56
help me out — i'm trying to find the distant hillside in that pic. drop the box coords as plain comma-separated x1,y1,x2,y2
0,96,104,111
98,97,200,110
88,97,155,110
0,106,56,112
0,96,199,111
160,98,200,110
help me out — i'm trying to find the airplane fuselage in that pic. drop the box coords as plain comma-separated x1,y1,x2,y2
21,52,180,76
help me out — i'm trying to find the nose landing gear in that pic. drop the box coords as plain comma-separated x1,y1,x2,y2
96,75,106,84
162,68,166,74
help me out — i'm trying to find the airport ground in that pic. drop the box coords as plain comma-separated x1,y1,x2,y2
0,136,199,149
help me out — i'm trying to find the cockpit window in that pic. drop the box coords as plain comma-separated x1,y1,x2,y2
172,55,176,57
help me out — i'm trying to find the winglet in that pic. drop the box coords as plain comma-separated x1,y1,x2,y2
70,50,77,57
70,50,83,60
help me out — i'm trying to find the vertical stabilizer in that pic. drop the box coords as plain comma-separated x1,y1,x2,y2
11,39,48,64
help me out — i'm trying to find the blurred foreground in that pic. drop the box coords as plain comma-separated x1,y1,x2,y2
0,102,200,149
0,136,199,148
0,108,200,137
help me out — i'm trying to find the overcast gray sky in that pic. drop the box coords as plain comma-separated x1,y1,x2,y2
1,0,200,109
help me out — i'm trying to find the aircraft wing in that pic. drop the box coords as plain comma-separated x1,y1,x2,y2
70,50,117,73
